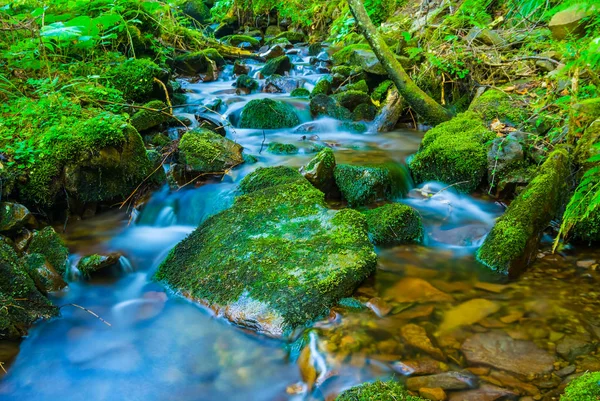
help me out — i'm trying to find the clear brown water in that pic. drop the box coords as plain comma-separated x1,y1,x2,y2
1,46,599,401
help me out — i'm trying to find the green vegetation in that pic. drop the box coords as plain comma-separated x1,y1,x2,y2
178,128,244,174
267,142,299,155
363,203,423,245
26,227,69,275
239,99,300,129
334,163,409,207
336,380,426,401
561,371,600,401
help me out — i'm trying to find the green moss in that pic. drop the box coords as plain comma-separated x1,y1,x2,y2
75,83,125,113
155,172,376,337
109,58,163,102
267,142,299,155
261,55,293,76
336,380,425,401
332,44,373,65
225,34,260,48
345,80,369,93
309,94,352,121
27,226,69,275
178,128,244,174
477,147,569,275
372,80,394,102
291,88,310,97
311,78,333,98
561,371,600,401
271,31,306,44
203,48,226,68
236,74,259,91
130,100,170,132
364,203,423,245
181,0,211,23
172,51,218,75
239,98,300,129
409,111,496,193
469,89,529,126
333,90,372,112
239,166,305,195
353,103,377,121
334,164,409,207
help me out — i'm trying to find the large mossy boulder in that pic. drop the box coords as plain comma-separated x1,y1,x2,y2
0,242,57,340
238,166,304,195
270,31,306,44
110,58,165,102
409,112,496,193
333,90,372,112
261,55,293,76
26,226,69,275
363,203,423,245
178,128,244,175
130,100,170,132
477,147,570,276
560,371,600,400
469,89,529,126
336,380,426,401
155,168,377,337
22,253,67,293
334,163,409,207
172,51,217,76
311,78,333,98
309,94,352,121
239,98,300,129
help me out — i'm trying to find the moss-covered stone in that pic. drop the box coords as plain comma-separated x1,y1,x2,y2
77,253,121,277
333,90,372,112
110,58,164,102
155,170,377,338
311,78,333,98
477,147,570,276
235,74,259,93
181,0,211,23
469,89,529,126
336,380,426,401
410,112,496,193
238,166,305,195
203,48,226,68
364,203,423,245
267,142,299,155
309,94,353,121
332,44,373,65
261,55,293,76
0,202,34,234
344,80,369,93
26,226,69,275
290,88,310,98
353,103,377,121
271,31,306,44
301,147,337,195
0,242,57,340
178,128,244,175
225,34,260,49
22,253,67,293
239,98,300,129
334,163,409,207
372,80,394,102
130,100,170,132
172,51,213,75
560,371,600,401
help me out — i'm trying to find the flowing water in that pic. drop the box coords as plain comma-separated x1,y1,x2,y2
1,46,599,401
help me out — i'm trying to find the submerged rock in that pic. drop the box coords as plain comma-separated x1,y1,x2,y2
239,98,300,129
384,277,453,304
266,142,298,155
363,203,423,245
447,384,518,401
406,371,479,391
461,331,556,376
177,128,244,175
155,168,376,338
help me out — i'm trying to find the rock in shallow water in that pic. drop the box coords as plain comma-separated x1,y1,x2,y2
155,168,376,338
461,331,556,376
406,371,479,391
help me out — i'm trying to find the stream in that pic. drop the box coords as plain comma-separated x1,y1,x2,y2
1,45,599,401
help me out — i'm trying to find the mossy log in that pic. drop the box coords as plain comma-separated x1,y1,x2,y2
477,147,571,276
347,0,453,126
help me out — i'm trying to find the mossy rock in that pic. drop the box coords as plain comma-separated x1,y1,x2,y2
225,34,260,49
130,100,170,132
271,31,306,44
469,89,529,126
172,51,216,75
334,163,409,207
364,203,424,245
235,74,259,93
238,166,305,195
77,253,121,277
332,44,372,65
155,169,376,338
0,202,34,234
203,48,226,68
344,80,369,93
110,58,164,102
267,142,299,155
477,147,570,276
0,242,57,340
27,226,69,275
333,90,372,112
560,371,600,400
311,78,333,98
261,55,292,76
291,88,310,98
309,94,352,121
239,98,300,129
372,80,394,102
178,128,244,175
409,112,496,193
336,380,426,401
301,147,337,195
181,0,210,23
353,103,377,121
22,253,67,293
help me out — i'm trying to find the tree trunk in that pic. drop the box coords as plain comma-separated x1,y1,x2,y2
372,88,404,132
348,0,453,126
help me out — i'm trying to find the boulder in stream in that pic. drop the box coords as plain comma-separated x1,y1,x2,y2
77,252,122,277
239,98,300,129
130,100,170,132
177,128,244,176
309,94,352,121
155,167,376,338
300,147,338,196
26,226,69,275
334,163,409,207
363,203,423,245
260,55,292,76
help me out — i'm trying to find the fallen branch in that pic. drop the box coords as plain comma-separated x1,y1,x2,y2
59,303,112,327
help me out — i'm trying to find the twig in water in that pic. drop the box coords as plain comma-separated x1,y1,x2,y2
60,303,112,327
431,180,471,197
259,130,266,154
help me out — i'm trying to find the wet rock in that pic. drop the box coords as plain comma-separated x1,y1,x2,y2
27,227,69,275
401,324,446,361
155,168,376,338
385,277,453,304
406,371,479,391
77,252,122,276
14,229,33,252
266,142,298,155
474,282,508,293
549,4,597,40
556,334,597,361
309,94,352,121
555,365,576,377
239,98,300,129
576,259,596,268
269,30,306,44
259,44,286,60
130,100,170,132
0,203,34,234
348,49,386,75
461,331,556,376
300,147,338,196
363,203,424,245
290,88,310,98
395,305,435,320
23,253,67,293
172,51,213,75
391,357,448,376
311,78,332,98
332,90,372,112
177,128,244,176
263,75,304,93
235,74,259,94
419,387,446,401
233,61,250,75
437,298,501,333
448,384,518,401
261,55,292,76
366,297,391,317
487,131,526,183
486,370,539,396
334,163,409,207
576,354,600,371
